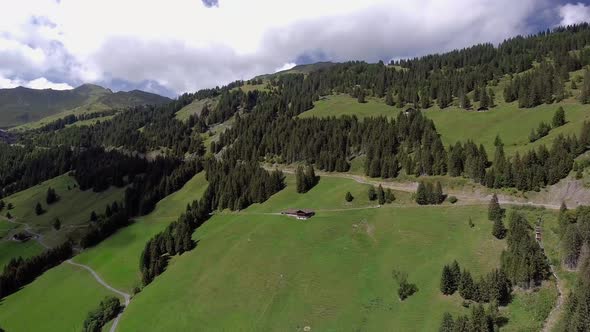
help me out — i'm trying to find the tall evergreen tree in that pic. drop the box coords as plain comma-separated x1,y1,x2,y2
35,202,44,215
488,194,502,221
552,106,566,128
416,181,428,205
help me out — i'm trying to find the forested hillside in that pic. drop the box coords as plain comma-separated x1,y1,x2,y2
0,84,170,128
1,23,590,332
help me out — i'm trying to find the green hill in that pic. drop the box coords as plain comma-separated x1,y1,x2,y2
0,84,170,128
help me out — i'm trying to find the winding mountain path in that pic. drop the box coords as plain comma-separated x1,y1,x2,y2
65,260,131,332
1,215,130,332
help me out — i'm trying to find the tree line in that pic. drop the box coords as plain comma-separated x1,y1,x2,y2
0,242,72,299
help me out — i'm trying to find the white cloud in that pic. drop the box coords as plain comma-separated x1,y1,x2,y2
25,77,73,90
275,63,296,73
0,74,73,90
558,2,590,26
0,0,563,95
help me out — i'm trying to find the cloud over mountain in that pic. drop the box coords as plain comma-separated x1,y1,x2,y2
0,0,583,97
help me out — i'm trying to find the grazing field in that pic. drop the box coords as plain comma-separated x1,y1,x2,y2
1,174,126,247
299,94,399,119
73,171,208,292
119,176,548,332
0,263,117,332
175,98,217,121
0,240,43,268
10,102,113,131
299,94,590,155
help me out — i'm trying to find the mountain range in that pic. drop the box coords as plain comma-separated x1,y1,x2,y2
0,84,170,128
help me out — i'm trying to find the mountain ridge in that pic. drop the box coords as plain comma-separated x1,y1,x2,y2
0,84,171,128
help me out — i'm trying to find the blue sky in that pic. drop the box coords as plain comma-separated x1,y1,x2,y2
1,0,589,97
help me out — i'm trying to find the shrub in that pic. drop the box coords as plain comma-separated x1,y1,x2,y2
448,196,458,204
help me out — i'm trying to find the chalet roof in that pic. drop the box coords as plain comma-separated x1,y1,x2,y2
281,208,315,214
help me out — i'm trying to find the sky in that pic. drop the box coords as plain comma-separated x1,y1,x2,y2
0,0,589,97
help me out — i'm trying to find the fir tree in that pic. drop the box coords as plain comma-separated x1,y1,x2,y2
377,184,385,205
580,70,590,104
433,181,444,204
345,191,354,202
90,211,98,222
35,202,44,215
459,269,475,300
53,217,61,231
385,91,395,106
368,186,377,201
416,181,428,205
46,187,58,204
492,218,506,239
488,194,502,221
438,312,455,332
440,265,456,295
552,106,566,128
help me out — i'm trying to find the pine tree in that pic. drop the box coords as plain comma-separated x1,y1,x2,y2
580,70,590,104
90,211,98,222
53,217,61,230
345,191,354,202
416,181,428,205
0,200,4,211
6,212,12,219
459,269,475,300
385,91,395,106
552,106,566,128
440,265,455,295
35,202,44,216
296,165,306,193
46,187,58,204
488,88,495,107
492,218,506,239
460,90,472,109
450,260,461,287
385,188,395,203
433,181,444,204
377,185,385,205
368,186,377,201
357,88,366,103
105,205,112,217
438,312,455,332
488,194,502,221
480,88,489,108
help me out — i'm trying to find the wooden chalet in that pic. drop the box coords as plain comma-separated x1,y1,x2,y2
281,209,315,220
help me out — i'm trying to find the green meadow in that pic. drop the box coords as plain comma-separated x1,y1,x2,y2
73,171,208,292
0,239,43,268
2,174,126,247
0,263,117,332
299,94,399,119
0,171,208,331
175,98,217,121
117,176,558,331
299,94,590,156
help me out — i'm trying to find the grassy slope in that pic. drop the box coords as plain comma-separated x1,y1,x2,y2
0,263,116,332
10,102,113,131
299,94,590,156
299,94,399,119
73,172,208,292
0,239,43,268
175,98,217,122
2,174,125,247
118,176,522,332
